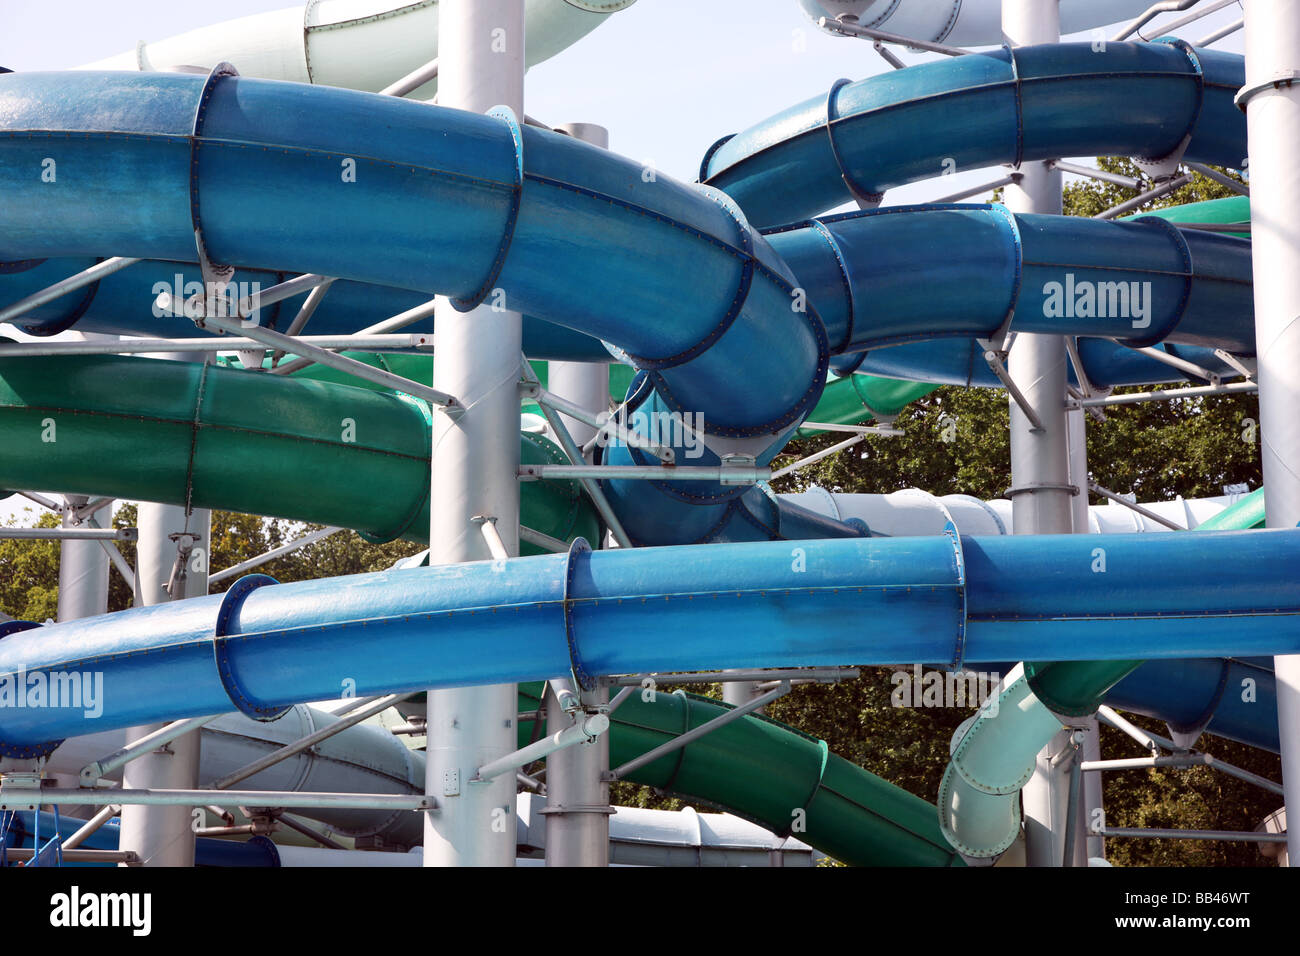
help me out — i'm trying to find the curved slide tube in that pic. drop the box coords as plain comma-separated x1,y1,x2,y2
0,69,837,549
796,1,1153,48
81,0,633,97
702,41,1245,229
767,204,1255,386
938,488,1273,860
0,354,600,550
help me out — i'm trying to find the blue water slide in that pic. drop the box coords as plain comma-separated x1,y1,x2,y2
2,528,1300,755
0,68,834,548
764,204,1254,384
702,41,1246,228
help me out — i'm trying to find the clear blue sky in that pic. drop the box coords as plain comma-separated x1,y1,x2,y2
0,0,1248,525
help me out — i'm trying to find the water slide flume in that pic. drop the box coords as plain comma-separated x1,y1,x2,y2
3,527,1300,756
0,354,599,551
81,0,634,97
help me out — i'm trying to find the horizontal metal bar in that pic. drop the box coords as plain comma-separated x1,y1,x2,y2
272,299,440,376
175,307,459,408
0,788,435,811
1097,705,1164,753
611,667,860,686
4,847,140,864
1097,826,1287,844
0,257,141,324
1093,174,1193,219
1195,16,1243,47
1116,341,1221,384
1049,160,1142,190
771,433,865,480
0,333,432,357
207,693,412,790
72,497,114,522
1079,380,1257,406
1088,481,1185,530
800,421,902,435
474,713,609,782
818,16,971,56
1135,0,1240,38
518,464,769,483
519,526,570,554
60,804,121,851
607,681,791,781
929,174,1018,205
1173,221,1250,233
16,491,60,510
208,526,344,584
81,715,221,785
0,527,136,541
1185,161,1249,196
380,56,438,98
1113,0,1201,42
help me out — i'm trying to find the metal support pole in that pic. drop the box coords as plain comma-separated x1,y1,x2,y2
118,351,212,867
1243,0,1300,866
1004,0,1075,869
56,495,111,623
424,0,525,869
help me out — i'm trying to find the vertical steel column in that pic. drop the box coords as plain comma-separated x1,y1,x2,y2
542,121,615,867
1003,0,1073,868
424,0,526,868
1244,0,1300,865
56,495,110,623
542,684,610,866
118,498,211,867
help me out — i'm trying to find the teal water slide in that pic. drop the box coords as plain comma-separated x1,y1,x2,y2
0,33,1285,866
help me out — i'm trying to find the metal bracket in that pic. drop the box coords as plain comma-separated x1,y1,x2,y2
719,454,758,486
1004,482,1080,499
1236,69,1300,111
976,338,1044,433
189,63,240,309
562,538,596,692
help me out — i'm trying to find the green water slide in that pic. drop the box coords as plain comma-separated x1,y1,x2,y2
516,684,962,867
0,354,598,551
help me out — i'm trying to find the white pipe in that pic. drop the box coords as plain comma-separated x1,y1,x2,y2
1243,0,1300,867
424,0,526,869
80,0,630,99
798,0,1152,47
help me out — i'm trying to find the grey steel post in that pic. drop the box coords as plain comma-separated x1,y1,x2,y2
1003,0,1075,869
1243,0,1300,865
539,123,615,866
424,0,526,868
118,352,212,867
57,495,110,623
